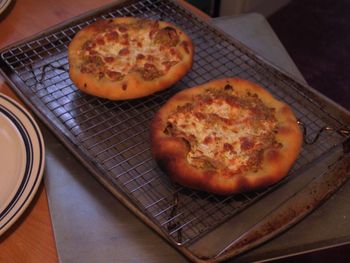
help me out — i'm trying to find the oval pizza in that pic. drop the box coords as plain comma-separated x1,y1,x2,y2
151,78,302,195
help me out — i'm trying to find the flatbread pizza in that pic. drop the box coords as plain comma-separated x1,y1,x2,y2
151,78,302,195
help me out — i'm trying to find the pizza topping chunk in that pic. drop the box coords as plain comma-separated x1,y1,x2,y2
137,63,164,80
154,26,180,47
105,70,124,81
166,87,280,175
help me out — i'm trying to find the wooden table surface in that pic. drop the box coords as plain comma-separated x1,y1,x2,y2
1,1,348,263
0,1,122,262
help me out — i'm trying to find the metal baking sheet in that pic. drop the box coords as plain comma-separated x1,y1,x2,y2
1,0,350,261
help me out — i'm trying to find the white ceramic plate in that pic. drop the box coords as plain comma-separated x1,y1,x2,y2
0,93,45,236
0,0,11,15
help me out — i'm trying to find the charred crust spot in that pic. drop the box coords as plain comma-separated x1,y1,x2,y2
224,83,233,91
164,26,175,31
122,83,128,90
84,83,87,88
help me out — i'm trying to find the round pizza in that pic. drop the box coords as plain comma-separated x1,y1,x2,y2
151,78,303,195
68,17,193,100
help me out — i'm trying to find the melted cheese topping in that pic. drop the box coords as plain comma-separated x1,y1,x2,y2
167,90,279,174
79,20,182,80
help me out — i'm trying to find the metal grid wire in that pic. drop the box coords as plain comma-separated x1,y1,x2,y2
1,0,349,246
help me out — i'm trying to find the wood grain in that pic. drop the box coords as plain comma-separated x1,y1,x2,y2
0,186,57,263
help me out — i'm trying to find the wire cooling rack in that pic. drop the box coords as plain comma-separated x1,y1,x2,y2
1,0,349,255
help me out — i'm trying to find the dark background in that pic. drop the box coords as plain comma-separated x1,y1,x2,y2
189,0,350,112
268,0,350,111
188,0,350,262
